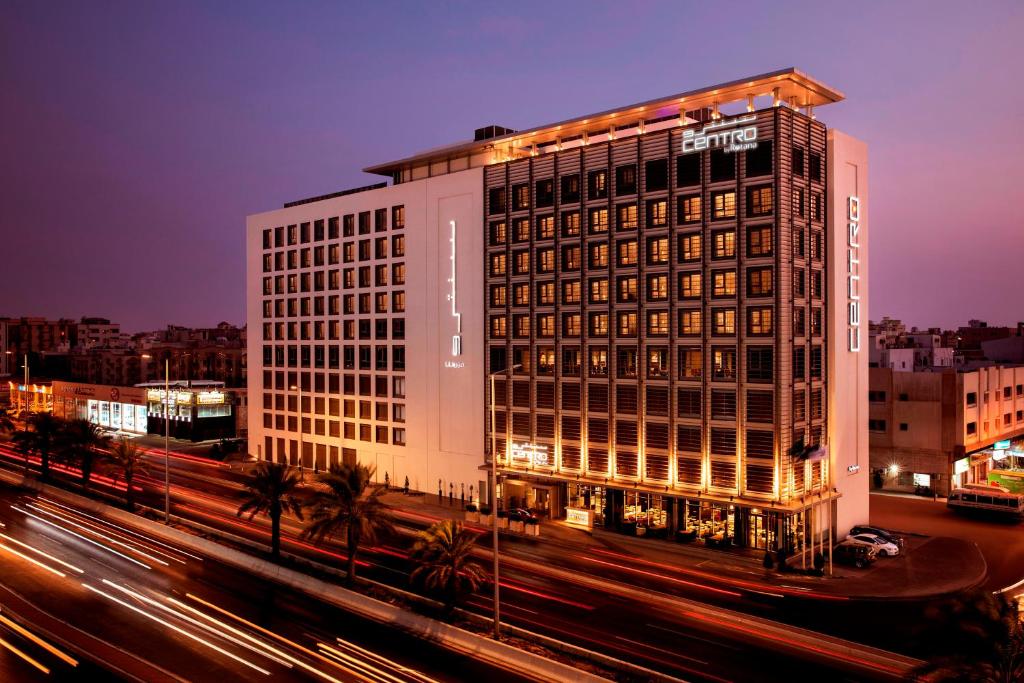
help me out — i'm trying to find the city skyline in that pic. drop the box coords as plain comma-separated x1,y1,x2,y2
3,1,1022,331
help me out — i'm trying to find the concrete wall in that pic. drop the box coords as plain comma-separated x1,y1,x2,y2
246,169,486,498
826,129,869,534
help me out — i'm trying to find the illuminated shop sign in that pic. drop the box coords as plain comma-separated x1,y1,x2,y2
994,440,1012,450
196,391,225,405
681,114,758,154
847,196,862,352
509,442,550,467
565,507,595,528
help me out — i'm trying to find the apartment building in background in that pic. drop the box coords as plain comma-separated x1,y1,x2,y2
247,68,870,556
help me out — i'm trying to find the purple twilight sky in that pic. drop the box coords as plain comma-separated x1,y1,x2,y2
2,1,1022,332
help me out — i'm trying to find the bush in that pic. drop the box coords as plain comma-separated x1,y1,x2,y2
763,552,775,569
497,510,508,518
524,517,538,525
479,506,491,515
464,503,478,512
813,552,825,572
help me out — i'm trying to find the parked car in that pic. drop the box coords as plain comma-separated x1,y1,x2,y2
833,542,877,569
849,525,905,549
508,508,538,523
845,533,900,557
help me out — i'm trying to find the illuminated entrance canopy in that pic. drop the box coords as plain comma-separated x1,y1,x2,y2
681,114,758,154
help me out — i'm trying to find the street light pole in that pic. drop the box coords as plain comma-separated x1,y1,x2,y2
291,384,303,481
489,362,520,640
164,358,170,524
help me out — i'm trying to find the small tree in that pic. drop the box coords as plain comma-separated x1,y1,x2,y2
302,462,392,584
12,412,63,480
105,438,148,511
237,461,304,560
410,520,488,617
58,419,111,490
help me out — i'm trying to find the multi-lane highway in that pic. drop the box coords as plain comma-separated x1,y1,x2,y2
0,482,528,682
0,440,919,682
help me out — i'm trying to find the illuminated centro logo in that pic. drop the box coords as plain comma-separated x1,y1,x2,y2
847,197,862,352
509,442,550,467
681,114,758,154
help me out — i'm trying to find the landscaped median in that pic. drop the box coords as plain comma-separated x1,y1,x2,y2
0,469,643,683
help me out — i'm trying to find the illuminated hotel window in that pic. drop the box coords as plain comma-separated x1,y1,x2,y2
392,263,405,285
561,211,580,237
747,267,773,296
561,174,581,203
589,348,608,377
712,270,736,297
679,347,702,379
514,251,530,275
712,230,736,259
616,240,638,267
647,199,668,228
617,276,637,303
811,231,824,261
616,203,638,231
678,195,701,225
562,280,581,304
537,249,555,273
537,347,556,374
512,218,529,242
617,312,638,337
647,274,668,301
748,307,773,336
679,272,701,299
490,221,507,245
375,265,388,286
747,186,773,217
536,215,555,240
647,311,669,336
588,207,609,233
562,313,581,337
588,169,608,200
712,191,736,219
747,226,772,257
588,279,608,303
712,347,737,380
811,308,823,336
513,315,530,338
561,245,581,271
328,244,340,264
811,270,823,299
713,309,736,335
512,184,530,210
679,310,702,336
615,164,637,195
647,348,669,379
589,243,608,268
393,292,405,312
513,283,530,306
537,281,555,305
675,234,699,263
812,192,823,221
617,347,638,378
647,237,669,265
392,205,404,230
589,313,608,336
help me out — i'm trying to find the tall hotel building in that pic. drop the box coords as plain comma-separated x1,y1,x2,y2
247,68,869,553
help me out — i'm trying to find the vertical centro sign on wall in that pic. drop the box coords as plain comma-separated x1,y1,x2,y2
847,197,862,352
444,219,465,369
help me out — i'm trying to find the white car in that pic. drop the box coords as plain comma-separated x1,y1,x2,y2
844,533,900,557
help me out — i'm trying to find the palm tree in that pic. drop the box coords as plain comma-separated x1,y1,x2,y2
105,438,148,511
237,461,304,560
58,419,111,490
12,412,63,480
301,462,392,584
409,520,488,616
911,589,1024,682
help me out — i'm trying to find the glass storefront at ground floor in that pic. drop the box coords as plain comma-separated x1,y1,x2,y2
498,472,835,555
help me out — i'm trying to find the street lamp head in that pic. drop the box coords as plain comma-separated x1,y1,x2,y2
290,385,299,391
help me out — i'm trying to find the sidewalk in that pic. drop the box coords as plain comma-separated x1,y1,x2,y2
381,490,988,601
